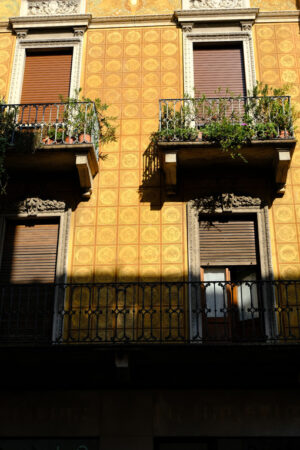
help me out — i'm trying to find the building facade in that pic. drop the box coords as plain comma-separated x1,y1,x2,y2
0,0,300,449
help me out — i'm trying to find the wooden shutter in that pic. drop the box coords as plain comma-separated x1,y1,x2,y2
193,44,246,97
21,49,73,104
0,219,59,284
199,218,257,266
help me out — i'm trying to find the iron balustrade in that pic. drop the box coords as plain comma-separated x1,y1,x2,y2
0,281,300,345
0,102,100,159
158,96,295,142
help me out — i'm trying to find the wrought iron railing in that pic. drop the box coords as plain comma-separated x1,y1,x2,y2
0,102,100,158
158,96,295,142
0,281,300,345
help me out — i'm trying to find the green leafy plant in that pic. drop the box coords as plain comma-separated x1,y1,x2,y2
0,101,17,194
59,89,117,150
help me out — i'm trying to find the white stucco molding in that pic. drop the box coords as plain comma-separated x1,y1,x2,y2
20,0,86,16
182,0,250,8
174,8,258,24
182,31,256,96
8,36,84,104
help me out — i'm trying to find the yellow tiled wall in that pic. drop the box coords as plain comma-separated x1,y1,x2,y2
86,0,181,16
251,0,298,10
0,34,15,99
0,0,20,20
69,27,187,283
255,22,300,279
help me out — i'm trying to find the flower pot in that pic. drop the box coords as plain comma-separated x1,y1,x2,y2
198,131,203,141
42,137,54,145
79,133,92,143
65,136,75,144
280,130,290,138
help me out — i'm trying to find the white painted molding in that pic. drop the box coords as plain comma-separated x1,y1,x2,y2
8,37,83,104
20,0,85,16
183,31,256,96
182,0,250,8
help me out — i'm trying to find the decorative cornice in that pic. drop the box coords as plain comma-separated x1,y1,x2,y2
256,10,300,24
192,193,262,213
0,198,66,215
9,14,91,31
174,8,259,25
90,14,174,28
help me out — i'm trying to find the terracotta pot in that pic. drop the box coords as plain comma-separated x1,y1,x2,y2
198,131,203,141
42,137,54,145
280,130,290,138
79,133,92,143
65,136,75,144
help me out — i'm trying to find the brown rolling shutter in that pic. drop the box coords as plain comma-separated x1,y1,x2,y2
199,219,257,266
0,219,59,284
193,44,246,97
21,49,73,104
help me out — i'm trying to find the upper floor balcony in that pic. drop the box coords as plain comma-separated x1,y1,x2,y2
2,101,100,198
156,96,296,196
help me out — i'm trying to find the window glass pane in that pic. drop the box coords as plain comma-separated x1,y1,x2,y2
204,268,226,318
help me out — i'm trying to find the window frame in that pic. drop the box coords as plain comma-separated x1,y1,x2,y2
183,30,256,98
186,199,275,340
8,35,83,104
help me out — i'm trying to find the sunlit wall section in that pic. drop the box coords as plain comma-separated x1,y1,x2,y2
0,0,20,20
0,34,16,99
251,0,298,10
254,22,300,279
68,27,186,284
86,0,181,16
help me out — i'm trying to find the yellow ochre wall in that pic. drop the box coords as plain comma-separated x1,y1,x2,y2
86,0,181,16
0,34,15,99
254,22,300,279
0,0,20,20
68,27,187,283
251,0,299,10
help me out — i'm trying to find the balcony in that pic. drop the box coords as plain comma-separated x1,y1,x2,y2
0,281,299,346
2,102,100,198
157,96,296,195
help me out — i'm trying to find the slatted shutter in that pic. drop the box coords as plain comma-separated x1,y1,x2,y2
193,44,246,97
199,218,257,266
21,49,73,104
0,219,59,283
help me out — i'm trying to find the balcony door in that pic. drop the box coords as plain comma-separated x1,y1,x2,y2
0,218,60,342
198,215,265,342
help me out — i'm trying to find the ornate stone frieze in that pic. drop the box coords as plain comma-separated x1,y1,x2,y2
27,0,80,16
192,193,262,213
189,0,243,8
16,198,66,215
0,198,66,215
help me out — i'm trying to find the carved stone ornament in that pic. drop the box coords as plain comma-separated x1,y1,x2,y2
192,193,262,213
16,30,28,39
241,22,253,31
189,0,243,8
27,0,80,15
183,24,193,33
16,198,66,215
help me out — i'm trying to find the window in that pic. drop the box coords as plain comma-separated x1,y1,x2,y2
21,49,73,104
193,43,247,97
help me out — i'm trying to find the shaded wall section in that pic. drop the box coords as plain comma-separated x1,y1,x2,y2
68,27,187,283
86,0,181,16
254,22,300,279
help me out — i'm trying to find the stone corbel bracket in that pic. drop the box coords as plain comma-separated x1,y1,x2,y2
274,148,292,197
161,152,177,195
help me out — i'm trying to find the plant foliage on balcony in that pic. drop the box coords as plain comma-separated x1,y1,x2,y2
156,83,296,159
